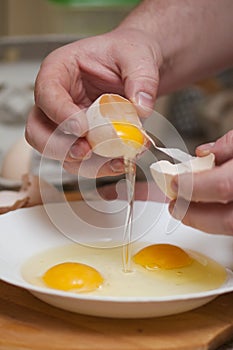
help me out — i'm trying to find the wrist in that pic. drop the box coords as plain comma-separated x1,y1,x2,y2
116,1,164,64
116,0,190,94
116,0,233,95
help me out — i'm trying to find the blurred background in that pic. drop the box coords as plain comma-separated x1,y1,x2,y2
0,0,232,190
0,0,140,37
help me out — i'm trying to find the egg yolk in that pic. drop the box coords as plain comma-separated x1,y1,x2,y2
111,122,145,149
133,244,193,270
42,262,104,292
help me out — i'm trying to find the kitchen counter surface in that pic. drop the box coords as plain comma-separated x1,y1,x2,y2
0,279,233,350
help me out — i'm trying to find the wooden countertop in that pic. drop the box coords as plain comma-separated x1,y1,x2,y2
0,280,233,350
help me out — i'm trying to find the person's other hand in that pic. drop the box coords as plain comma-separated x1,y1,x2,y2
96,180,167,202
25,28,161,178
169,130,233,235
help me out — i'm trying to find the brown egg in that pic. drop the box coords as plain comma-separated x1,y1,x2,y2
86,94,147,159
1,136,32,181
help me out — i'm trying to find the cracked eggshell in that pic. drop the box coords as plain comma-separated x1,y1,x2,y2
1,136,33,181
150,153,215,199
0,191,28,214
86,94,144,158
0,174,63,215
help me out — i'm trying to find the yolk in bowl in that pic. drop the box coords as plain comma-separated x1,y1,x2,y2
42,262,104,292
22,243,228,297
133,243,193,270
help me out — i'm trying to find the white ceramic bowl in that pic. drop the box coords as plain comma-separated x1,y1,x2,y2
0,200,233,318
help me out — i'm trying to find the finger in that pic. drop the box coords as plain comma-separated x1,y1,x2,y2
26,105,91,161
114,32,160,116
172,159,233,203
35,50,90,136
63,156,125,178
196,129,233,165
169,199,233,236
69,138,92,161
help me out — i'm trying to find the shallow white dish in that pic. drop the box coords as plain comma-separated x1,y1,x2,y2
0,200,233,318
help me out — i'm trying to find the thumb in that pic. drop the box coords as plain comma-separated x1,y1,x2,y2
116,43,160,116
196,130,233,165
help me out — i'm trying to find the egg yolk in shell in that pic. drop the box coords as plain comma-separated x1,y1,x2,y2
111,121,145,149
98,94,145,150
42,262,104,292
133,244,193,270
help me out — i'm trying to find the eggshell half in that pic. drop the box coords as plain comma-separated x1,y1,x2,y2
1,136,33,181
0,174,63,215
150,153,215,199
0,191,28,214
86,94,145,158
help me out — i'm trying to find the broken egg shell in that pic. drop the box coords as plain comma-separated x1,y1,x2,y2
150,153,215,199
86,94,146,158
0,191,28,214
0,174,63,215
1,136,33,181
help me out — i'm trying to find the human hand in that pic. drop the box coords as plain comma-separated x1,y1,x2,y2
25,28,161,178
169,130,233,235
96,180,168,202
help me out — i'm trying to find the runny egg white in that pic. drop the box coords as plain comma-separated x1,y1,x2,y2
22,243,227,297
86,93,147,272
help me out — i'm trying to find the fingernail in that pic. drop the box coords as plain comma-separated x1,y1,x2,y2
69,144,91,160
61,119,82,137
136,92,154,109
196,142,215,156
110,159,125,173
